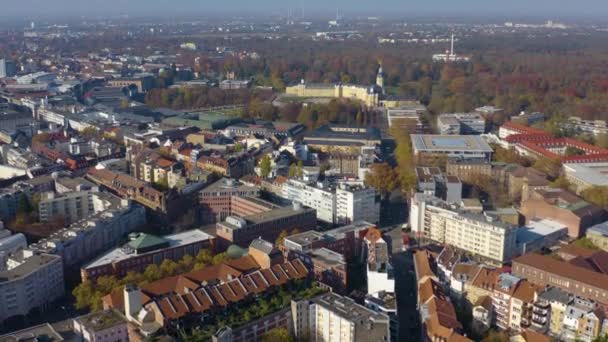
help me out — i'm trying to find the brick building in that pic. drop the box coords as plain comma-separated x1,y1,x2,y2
512,253,608,304
520,188,606,238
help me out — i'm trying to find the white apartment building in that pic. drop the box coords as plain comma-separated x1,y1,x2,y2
336,182,379,225
283,179,379,225
437,113,487,135
0,249,64,323
283,180,336,224
291,292,391,342
410,193,518,263
38,191,96,223
30,196,146,267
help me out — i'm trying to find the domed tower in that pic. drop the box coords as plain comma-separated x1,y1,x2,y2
376,63,384,89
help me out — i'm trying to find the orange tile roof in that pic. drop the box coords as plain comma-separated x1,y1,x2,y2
113,258,311,324
512,280,538,303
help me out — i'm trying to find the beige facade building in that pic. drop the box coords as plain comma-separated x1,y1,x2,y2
410,194,518,264
586,222,608,252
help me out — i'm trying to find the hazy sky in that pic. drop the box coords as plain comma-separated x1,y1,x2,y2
2,0,608,18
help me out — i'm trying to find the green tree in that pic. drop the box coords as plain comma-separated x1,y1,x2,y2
550,175,571,190
364,163,399,198
159,259,179,277
261,328,293,342
212,252,230,265
532,157,562,179
80,126,99,139
275,229,289,247
260,154,272,178
597,133,608,149
593,334,608,342
573,237,599,250
580,186,608,209
143,264,162,282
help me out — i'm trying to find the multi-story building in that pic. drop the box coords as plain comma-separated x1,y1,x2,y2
199,178,259,223
309,247,349,294
415,166,462,203
437,113,487,135
520,188,606,238
213,307,293,342
0,250,64,323
512,253,608,303
335,182,380,225
365,291,398,342
216,201,317,248
283,179,336,223
411,134,493,164
38,190,97,223
86,168,175,214
291,292,391,342
105,256,308,332
562,297,597,341
364,228,394,295
536,287,573,337
568,116,608,136
108,75,155,93
446,158,492,185
386,105,428,133
563,163,608,195
30,198,146,268
412,250,472,342
303,125,382,153
282,179,378,225
82,229,214,281
0,58,17,78
410,194,518,264
0,187,30,222
283,221,376,261
73,310,130,342
586,222,608,252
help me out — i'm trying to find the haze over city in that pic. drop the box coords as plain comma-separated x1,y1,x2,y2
1,1,608,342
2,0,608,17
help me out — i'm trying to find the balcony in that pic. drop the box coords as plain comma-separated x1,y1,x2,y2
533,307,548,316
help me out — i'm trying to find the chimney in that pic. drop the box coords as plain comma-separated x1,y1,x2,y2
124,284,142,322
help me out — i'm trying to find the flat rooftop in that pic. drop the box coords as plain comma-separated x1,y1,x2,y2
411,134,493,153
74,310,126,332
0,251,60,283
218,205,315,231
587,221,608,237
0,323,64,342
517,219,568,244
310,247,346,267
312,292,389,341
285,230,325,247
563,163,608,187
84,229,213,269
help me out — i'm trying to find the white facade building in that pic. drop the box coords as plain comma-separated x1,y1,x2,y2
283,179,336,224
30,197,146,267
336,182,379,225
0,250,64,323
291,292,391,342
283,179,379,225
38,190,97,223
410,193,518,263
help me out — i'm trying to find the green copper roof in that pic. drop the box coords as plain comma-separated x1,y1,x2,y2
128,233,169,252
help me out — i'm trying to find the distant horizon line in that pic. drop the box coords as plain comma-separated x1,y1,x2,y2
1,10,608,24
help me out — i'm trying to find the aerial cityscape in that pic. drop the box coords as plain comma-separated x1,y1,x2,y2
1,1,608,341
